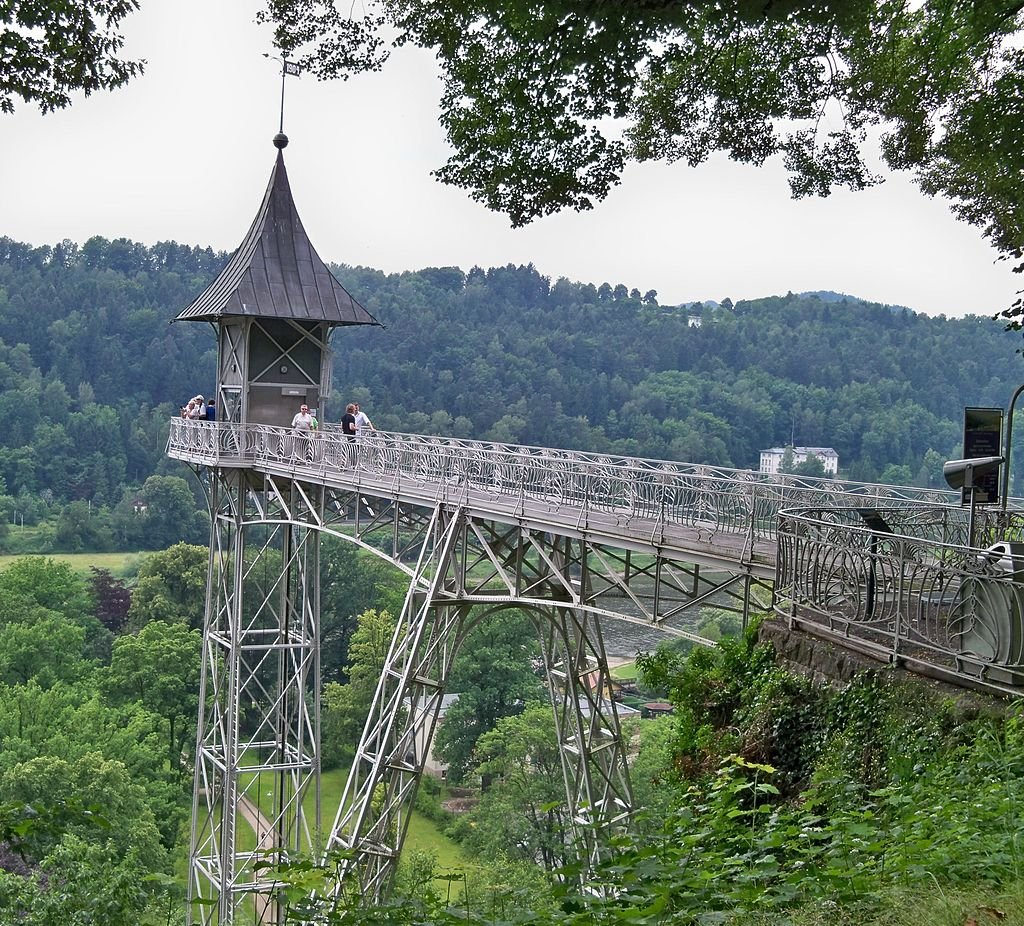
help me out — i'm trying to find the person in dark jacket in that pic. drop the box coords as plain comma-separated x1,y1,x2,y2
340,403,357,466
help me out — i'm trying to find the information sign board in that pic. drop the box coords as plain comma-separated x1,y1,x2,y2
963,407,1003,504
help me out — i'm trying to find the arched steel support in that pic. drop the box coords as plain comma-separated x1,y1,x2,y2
324,510,634,901
185,469,767,921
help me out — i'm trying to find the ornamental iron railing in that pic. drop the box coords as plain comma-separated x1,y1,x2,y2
167,418,959,554
775,504,1024,694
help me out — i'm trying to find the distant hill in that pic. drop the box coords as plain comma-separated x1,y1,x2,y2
330,262,1021,488
798,289,915,314
0,236,1021,519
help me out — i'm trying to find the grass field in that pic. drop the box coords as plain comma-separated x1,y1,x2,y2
0,551,148,577
317,767,473,876
610,660,637,680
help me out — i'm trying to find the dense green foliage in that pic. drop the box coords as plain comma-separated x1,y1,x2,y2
0,236,219,550
321,607,398,770
1,0,144,114
0,556,191,922
0,541,415,921
320,534,406,683
433,610,544,783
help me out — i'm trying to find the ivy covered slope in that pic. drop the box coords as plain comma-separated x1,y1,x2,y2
1,235,1022,522
552,624,1024,926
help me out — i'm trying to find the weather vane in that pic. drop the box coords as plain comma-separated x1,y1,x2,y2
264,53,302,141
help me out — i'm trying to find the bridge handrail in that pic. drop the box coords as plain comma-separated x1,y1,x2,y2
165,418,960,501
167,419,973,546
324,425,959,505
774,504,1024,692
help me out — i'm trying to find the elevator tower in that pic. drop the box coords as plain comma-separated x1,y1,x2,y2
177,133,379,924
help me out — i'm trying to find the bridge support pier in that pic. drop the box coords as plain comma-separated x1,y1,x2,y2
187,470,323,925
539,603,633,874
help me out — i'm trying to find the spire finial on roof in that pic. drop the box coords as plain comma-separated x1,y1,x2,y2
174,146,381,327
263,53,302,139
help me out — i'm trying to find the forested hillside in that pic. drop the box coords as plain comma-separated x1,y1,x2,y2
1,234,1021,550
0,237,220,505
335,263,1021,485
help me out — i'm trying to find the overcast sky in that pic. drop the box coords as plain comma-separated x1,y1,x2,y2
1,0,1017,318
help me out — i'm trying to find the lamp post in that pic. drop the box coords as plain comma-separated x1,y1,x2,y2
1002,383,1024,511
857,509,893,620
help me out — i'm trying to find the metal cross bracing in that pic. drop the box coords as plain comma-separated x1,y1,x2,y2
275,477,770,640
187,469,325,924
325,508,635,902
182,467,642,922
168,420,966,923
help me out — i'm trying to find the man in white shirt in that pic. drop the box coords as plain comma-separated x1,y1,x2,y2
291,403,315,463
353,403,375,468
353,403,374,437
291,404,314,433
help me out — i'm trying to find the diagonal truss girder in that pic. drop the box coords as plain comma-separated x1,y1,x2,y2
323,508,636,901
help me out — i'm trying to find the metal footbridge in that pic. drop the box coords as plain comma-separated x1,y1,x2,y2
169,417,1024,926
169,418,956,627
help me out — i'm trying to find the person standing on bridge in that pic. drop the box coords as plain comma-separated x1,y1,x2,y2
292,403,315,433
340,403,357,466
354,403,374,437
291,403,315,463
354,403,375,468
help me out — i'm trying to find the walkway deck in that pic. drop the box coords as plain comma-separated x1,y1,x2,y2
168,419,955,585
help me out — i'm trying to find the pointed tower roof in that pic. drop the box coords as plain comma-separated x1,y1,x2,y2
175,135,380,326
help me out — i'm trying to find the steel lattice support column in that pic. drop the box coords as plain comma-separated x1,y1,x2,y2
533,531,634,877
187,470,323,925
537,600,633,872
